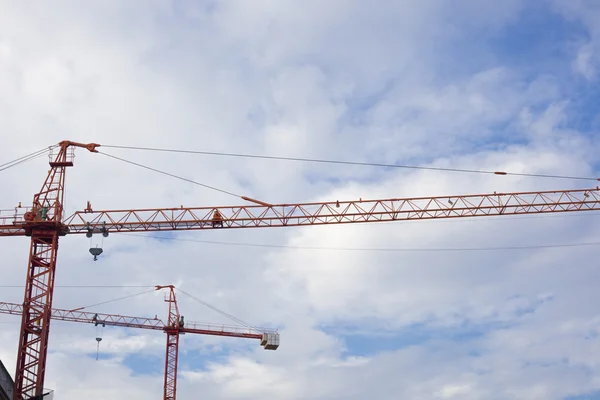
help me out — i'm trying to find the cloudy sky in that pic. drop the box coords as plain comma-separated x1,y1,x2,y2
1,1,600,399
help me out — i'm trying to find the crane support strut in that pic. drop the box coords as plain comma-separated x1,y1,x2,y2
2,188,600,238
11,142,99,400
2,140,599,398
0,284,278,400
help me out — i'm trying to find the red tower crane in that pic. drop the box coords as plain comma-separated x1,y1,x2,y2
0,285,279,400
2,140,600,399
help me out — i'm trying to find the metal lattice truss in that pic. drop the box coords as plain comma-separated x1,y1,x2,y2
2,188,599,237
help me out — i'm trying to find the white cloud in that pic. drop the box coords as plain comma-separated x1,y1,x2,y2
573,43,597,80
1,1,600,399
551,0,600,81
439,384,472,398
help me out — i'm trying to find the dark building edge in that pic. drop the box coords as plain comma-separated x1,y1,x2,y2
0,358,13,400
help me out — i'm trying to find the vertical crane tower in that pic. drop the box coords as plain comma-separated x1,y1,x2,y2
162,286,180,400
0,285,279,400
13,142,99,399
3,140,600,399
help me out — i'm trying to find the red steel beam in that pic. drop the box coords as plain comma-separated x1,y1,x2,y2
0,301,165,331
3,188,600,237
0,301,275,339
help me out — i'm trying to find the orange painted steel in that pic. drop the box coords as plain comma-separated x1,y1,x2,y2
161,286,180,400
3,140,600,398
0,285,270,400
2,189,600,238
7,141,100,400
0,299,267,339
12,142,98,400
0,301,164,330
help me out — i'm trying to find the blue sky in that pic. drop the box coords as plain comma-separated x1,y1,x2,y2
1,1,600,399
567,392,600,400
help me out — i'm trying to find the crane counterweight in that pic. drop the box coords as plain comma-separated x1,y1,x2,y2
261,333,280,350
0,285,278,400
2,140,600,399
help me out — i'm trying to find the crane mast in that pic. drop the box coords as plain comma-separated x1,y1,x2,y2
2,140,600,398
12,141,99,399
0,285,278,400
161,285,181,400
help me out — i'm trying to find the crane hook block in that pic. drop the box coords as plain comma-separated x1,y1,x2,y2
89,247,103,261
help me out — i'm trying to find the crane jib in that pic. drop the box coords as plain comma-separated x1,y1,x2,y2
2,187,600,236
1,140,598,399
